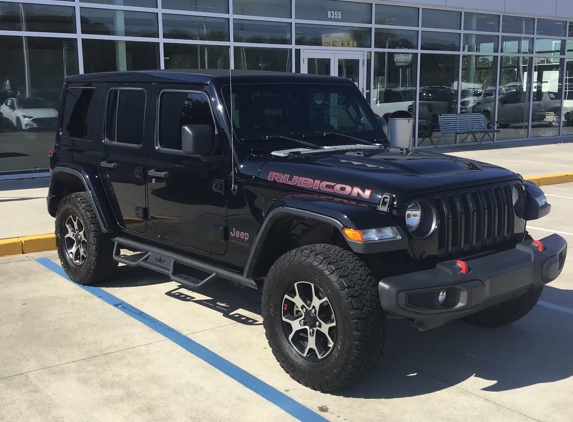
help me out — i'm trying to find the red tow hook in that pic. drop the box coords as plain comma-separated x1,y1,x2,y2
456,260,469,274
533,240,544,251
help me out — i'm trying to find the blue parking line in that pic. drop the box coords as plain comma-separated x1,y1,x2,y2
36,258,328,422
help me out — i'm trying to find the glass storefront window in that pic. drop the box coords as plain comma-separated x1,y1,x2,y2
498,56,531,140
501,36,532,54
79,0,157,7
233,0,290,19
537,19,567,37
162,0,228,14
568,40,573,57
0,2,20,31
463,34,498,53
0,36,78,174
164,44,229,69
82,40,159,72
81,8,158,37
375,28,417,49
234,20,290,44
531,58,564,138
371,51,417,120
375,4,418,27
295,0,371,25
464,12,499,33
502,16,534,35
460,55,498,133
535,39,563,55
422,9,460,30
421,31,460,51
295,24,371,48
234,47,291,72
20,3,75,33
419,53,459,145
163,15,228,41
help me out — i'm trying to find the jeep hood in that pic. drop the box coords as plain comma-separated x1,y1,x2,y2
256,148,521,207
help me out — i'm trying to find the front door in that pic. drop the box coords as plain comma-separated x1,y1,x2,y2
301,50,366,97
146,85,228,255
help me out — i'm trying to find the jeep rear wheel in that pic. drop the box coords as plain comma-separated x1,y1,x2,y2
462,287,543,328
261,244,386,391
55,192,117,285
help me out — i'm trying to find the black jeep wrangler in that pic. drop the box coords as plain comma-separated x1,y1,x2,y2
47,70,567,392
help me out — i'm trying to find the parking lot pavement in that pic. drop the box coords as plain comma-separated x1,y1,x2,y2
0,184,571,422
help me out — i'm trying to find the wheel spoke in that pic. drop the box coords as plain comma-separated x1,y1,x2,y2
316,322,336,347
288,283,307,310
303,330,318,358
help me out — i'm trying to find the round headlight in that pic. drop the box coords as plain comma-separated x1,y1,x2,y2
511,185,519,206
406,201,422,232
512,183,526,217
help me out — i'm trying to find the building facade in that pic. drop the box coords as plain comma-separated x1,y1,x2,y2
1,0,572,174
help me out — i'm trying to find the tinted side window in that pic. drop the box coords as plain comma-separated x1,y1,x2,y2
158,91,214,150
105,88,146,145
62,88,99,140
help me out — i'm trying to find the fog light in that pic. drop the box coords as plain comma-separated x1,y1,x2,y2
438,290,447,304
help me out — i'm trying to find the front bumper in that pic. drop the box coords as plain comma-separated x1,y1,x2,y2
379,234,567,330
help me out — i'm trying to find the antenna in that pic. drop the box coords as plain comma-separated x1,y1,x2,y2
229,50,238,195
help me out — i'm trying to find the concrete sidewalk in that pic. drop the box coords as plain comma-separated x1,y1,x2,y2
0,137,572,256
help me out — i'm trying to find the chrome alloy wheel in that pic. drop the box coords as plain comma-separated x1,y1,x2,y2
281,281,337,361
64,214,88,266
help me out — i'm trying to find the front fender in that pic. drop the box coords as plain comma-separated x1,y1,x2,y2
243,197,408,279
48,165,116,233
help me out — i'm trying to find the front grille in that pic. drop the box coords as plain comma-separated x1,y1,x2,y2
434,185,515,257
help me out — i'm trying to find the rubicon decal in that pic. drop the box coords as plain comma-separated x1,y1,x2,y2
268,172,372,200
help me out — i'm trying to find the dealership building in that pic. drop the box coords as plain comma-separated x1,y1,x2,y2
0,0,572,174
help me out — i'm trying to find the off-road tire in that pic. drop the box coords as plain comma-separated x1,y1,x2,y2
462,287,543,328
261,244,386,392
55,192,117,285
16,117,22,131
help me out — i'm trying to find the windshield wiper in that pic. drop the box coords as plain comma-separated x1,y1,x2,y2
263,135,322,150
302,131,377,146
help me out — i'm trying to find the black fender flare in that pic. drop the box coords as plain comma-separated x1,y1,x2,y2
243,198,408,279
48,165,116,233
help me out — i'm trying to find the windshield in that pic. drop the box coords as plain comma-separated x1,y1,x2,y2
221,83,380,147
19,97,51,109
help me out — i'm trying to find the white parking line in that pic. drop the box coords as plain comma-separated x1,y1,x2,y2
538,301,573,316
545,194,573,200
527,226,573,237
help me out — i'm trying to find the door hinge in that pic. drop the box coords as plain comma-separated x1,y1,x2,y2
134,166,144,180
135,206,149,220
213,225,228,241
212,179,225,195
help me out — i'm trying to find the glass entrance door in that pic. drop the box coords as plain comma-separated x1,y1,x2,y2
301,50,366,97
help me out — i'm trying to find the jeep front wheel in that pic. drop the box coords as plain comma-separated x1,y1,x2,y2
462,287,543,328
261,244,386,391
55,192,117,285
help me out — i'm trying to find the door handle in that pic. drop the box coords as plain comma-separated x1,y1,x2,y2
148,169,170,179
100,161,119,169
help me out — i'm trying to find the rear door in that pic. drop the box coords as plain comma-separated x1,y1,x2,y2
98,84,151,233
146,85,228,255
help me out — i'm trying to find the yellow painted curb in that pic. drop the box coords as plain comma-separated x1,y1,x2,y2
525,172,573,187
22,234,56,254
0,238,23,257
0,234,55,258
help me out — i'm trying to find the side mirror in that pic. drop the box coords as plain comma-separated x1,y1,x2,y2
181,124,214,155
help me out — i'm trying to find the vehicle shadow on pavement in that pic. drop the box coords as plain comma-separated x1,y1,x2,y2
339,285,573,399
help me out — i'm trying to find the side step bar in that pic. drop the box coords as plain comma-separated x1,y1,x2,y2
112,237,258,290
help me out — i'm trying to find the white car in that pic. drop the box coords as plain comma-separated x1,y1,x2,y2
0,97,58,131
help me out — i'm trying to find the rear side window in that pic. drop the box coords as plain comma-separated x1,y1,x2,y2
62,87,99,140
158,90,215,151
105,88,146,145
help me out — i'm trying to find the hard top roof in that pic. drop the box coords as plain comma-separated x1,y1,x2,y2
66,69,354,86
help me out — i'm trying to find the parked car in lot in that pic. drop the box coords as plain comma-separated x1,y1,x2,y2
0,97,58,131
47,70,567,392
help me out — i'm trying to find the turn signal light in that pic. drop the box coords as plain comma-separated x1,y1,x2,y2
342,228,364,243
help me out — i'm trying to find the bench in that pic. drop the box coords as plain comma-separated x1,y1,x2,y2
435,113,500,147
